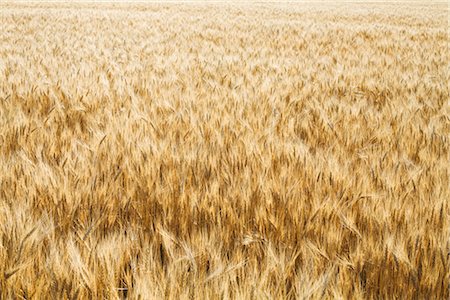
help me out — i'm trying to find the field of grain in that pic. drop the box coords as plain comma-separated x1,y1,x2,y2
0,1,449,299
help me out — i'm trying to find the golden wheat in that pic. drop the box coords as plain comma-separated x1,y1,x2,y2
0,1,449,299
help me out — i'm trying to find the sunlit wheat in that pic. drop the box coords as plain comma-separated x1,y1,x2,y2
0,1,449,299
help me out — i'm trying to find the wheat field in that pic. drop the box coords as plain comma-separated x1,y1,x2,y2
0,1,449,299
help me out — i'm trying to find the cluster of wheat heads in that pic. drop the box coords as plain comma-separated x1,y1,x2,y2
0,1,449,299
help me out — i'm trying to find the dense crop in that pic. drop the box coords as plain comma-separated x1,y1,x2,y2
0,2,449,299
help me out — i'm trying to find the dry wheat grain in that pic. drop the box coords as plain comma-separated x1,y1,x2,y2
0,1,449,299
